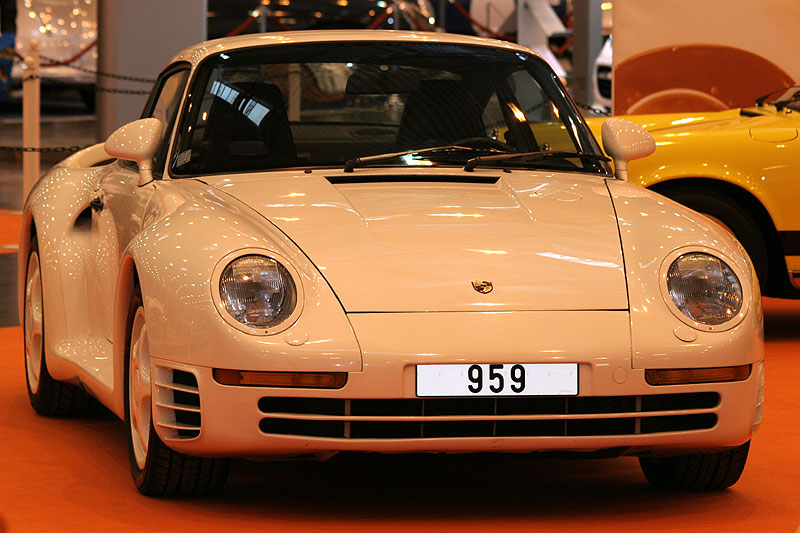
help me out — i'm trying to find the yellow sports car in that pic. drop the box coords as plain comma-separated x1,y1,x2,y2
588,87,800,298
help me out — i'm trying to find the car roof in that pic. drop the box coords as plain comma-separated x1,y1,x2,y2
169,29,538,67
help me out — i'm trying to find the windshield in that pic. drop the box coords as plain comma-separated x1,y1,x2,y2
170,41,608,176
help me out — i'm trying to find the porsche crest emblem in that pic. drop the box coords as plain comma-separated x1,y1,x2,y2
472,280,493,294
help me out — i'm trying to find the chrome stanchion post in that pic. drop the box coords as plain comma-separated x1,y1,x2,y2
258,3,268,33
22,39,40,204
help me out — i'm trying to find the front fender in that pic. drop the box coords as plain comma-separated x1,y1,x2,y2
120,180,362,376
608,179,763,370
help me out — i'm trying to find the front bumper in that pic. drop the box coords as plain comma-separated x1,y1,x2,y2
150,311,764,458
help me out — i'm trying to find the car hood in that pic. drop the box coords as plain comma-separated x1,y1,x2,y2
205,169,627,312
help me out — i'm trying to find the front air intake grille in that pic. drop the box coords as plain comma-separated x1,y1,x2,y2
152,367,202,439
257,393,719,439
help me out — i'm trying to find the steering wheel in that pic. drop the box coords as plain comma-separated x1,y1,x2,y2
454,137,516,152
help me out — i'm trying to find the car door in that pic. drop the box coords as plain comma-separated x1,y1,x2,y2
89,65,190,342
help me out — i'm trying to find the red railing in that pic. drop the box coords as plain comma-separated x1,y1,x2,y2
225,12,290,36
40,39,97,67
447,0,516,41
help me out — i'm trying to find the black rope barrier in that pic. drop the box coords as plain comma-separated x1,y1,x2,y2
12,51,155,84
22,73,150,94
0,144,90,153
38,54,155,83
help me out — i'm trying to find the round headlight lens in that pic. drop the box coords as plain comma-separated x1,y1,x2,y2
666,253,743,326
219,255,297,329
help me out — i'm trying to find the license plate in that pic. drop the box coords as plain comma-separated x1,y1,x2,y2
416,363,578,397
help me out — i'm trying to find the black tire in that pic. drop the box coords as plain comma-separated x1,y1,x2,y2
639,441,750,490
124,284,229,497
23,235,103,417
662,190,768,289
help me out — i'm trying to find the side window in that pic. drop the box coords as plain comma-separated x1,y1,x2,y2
144,67,190,178
481,92,506,141
507,69,577,152
508,69,554,122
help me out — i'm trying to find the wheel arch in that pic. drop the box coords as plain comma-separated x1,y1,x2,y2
111,253,139,419
17,210,36,328
649,177,788,296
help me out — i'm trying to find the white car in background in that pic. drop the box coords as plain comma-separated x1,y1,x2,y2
20,30,763,497
593,34,613,111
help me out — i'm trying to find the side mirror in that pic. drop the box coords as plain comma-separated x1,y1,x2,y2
105,118,163,184
601,118,655,181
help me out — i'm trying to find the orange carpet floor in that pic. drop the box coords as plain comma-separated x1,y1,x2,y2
0,217,798,532
0,211,21,254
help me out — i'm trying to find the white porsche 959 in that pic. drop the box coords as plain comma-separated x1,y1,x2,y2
19,31,763,496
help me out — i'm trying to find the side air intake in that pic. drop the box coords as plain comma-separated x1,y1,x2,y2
152,366,202,439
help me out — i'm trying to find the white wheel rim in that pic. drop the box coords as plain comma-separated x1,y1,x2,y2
24,251,44,394
128,307,152,470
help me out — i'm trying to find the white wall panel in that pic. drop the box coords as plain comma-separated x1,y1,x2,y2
97,0,206,139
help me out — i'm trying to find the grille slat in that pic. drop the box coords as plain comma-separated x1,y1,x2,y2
154,380,199,394
157,421,205,431
254,409,719,422
154,400,201,414
258,415,717,438
257,393,719,439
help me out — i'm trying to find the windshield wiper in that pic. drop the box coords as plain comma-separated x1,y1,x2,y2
755,84,800,107
343,145,506,173
774,91,800,111
463,151,610,172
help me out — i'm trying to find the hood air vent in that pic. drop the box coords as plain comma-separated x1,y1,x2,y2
326,175,500,185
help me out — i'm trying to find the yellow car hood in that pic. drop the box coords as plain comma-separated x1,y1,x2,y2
588,106,799,142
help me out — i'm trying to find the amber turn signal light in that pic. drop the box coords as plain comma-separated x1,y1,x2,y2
214,369,347,389
645,364,751,386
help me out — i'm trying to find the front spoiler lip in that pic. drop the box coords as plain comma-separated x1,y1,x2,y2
168,432,751,460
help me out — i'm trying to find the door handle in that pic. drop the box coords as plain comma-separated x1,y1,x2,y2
90,196,104,212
